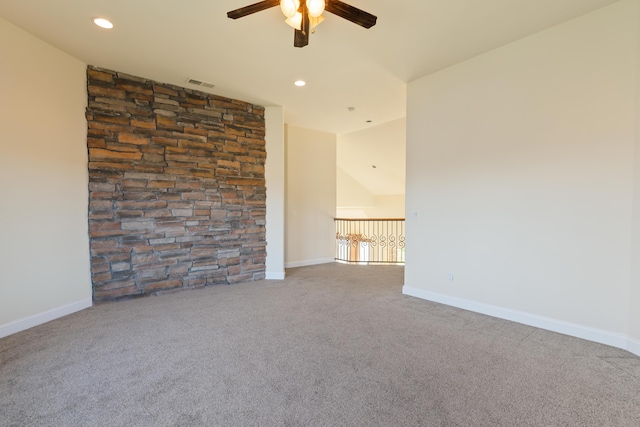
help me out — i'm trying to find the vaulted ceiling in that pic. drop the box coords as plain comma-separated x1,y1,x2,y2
0,0,620,136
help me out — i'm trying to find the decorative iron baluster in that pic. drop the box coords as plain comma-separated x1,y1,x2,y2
334,218,405,265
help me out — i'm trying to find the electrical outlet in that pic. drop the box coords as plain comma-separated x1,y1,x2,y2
447,273,454,282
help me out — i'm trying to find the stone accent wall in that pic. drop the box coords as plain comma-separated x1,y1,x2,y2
86,66,266,300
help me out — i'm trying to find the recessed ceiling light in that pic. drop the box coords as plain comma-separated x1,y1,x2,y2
294,80,306,87
93,17,114,29
366,120,372,123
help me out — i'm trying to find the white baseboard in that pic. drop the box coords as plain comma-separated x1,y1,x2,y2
0,298,92,339
628,338,640,356
402,286,639,357
285,258,334,269
265,271,286,280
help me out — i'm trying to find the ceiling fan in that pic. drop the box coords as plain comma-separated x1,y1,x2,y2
227,0,377,48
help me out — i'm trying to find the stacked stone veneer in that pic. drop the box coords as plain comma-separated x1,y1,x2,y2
86,66,266,300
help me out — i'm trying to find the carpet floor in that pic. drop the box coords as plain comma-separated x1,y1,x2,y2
1,263,639,426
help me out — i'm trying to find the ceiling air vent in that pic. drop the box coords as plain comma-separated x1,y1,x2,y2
186,78,215,89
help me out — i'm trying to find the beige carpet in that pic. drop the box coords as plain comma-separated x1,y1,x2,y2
1,263,639,426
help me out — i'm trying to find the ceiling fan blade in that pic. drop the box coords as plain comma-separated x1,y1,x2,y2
227,0,280,19
325,0,377,29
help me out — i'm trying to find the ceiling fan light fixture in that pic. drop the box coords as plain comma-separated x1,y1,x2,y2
306,0,325,18
285,12,302,30
280,0,300,19
310,15,324,30
287,12,324,30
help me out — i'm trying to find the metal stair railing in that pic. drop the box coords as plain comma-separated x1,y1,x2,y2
334,218,405,265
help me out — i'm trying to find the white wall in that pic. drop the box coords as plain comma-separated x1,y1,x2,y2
630,0,640,354
404,0,640,353
337,167,405,219
336,118,406,219
337,166,376,209
336,194,406,219
264,106,286,280
285,125,336,267
337,118,405,197
370,195,405,218
0,17,92,337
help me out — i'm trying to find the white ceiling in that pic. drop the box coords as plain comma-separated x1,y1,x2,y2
0,0,621,136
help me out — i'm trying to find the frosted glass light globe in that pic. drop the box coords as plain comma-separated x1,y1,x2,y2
280,0,300,18
306,0,325,18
